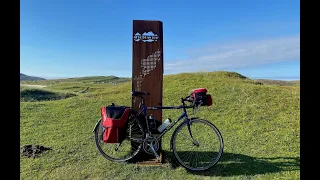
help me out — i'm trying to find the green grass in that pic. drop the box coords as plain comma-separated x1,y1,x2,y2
20,71,300,180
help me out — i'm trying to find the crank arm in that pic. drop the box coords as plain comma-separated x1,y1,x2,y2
147,143,160,161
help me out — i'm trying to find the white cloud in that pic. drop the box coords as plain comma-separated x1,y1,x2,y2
164,35,300,74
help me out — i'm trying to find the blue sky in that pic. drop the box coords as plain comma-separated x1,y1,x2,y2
20,0,300,80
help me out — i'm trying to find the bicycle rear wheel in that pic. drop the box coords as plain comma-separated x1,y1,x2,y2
171,119,223,171
94,116,145,162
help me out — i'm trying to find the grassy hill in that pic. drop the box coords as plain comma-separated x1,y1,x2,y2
20,73,46,81
20,71,300,179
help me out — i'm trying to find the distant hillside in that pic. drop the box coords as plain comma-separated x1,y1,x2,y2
51,75,130,84
20,73,46,81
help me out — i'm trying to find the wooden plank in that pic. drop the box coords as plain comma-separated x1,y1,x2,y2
135,152,166,166
132,20,163,163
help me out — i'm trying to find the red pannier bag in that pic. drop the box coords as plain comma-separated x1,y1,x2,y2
190,88,213,106
101,106,130,143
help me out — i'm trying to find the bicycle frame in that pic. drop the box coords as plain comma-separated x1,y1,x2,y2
133,96,196,142
93,92,223,170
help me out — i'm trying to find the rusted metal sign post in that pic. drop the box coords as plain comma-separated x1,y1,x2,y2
132,20,164,164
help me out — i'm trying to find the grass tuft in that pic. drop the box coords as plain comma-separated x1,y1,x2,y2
20,88,77,102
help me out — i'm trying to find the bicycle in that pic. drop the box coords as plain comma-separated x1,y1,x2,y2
93,90,224,171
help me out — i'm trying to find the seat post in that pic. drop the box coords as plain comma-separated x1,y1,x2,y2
140,96,145,108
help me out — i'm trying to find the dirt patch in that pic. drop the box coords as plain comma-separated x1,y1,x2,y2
21,145,52,158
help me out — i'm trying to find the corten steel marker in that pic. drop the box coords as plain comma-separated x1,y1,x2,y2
132,20,163,163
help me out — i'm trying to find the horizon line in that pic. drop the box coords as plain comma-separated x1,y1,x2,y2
41,75,300,81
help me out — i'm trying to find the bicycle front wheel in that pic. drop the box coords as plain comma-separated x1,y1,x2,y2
171,119,224,171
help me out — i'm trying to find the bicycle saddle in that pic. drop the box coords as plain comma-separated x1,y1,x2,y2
131,91,150,96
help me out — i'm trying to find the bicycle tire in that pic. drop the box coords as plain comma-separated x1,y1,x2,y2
94,116,145,162
171,119,224,171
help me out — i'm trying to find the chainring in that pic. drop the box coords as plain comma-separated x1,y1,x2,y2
142,136,159,154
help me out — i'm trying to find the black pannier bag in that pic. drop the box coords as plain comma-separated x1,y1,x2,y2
190,88,213,106
101,105,130,143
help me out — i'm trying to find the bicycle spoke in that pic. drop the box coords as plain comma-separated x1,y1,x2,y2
201,151,213,165
184,152,194,166
198,152,206,167
194,152,199,168
179,131,197,144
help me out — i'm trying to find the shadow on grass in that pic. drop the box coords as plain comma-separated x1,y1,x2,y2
20,89,77,102
130,150,300,177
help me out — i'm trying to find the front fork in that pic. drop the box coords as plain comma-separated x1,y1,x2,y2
186,119,200,146
170,117,200,150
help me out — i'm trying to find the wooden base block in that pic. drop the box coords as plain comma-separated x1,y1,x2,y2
135,151,165,166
